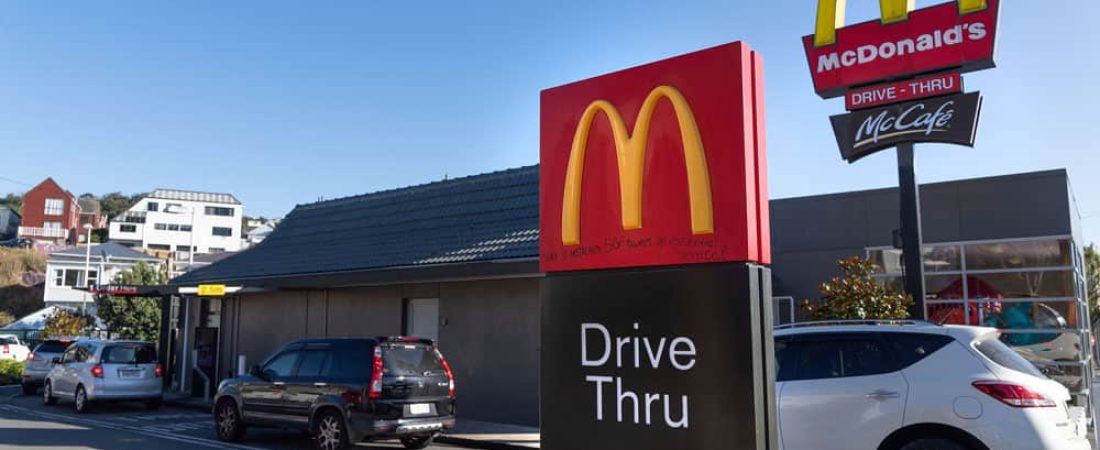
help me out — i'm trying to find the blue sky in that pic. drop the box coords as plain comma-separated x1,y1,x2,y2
1,1,1097,241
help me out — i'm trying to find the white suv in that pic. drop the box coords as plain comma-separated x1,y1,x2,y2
775,321,1091,450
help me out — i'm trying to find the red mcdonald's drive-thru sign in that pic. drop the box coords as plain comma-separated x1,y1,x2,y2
804,0,999,99
539,42,770,272
846,71,961,110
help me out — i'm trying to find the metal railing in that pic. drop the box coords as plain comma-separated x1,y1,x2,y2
18,226,67,239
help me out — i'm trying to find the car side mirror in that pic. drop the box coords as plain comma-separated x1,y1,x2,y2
50,357,61,365
249,364,264,378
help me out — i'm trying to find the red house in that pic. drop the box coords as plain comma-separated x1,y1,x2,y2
18,178,81,244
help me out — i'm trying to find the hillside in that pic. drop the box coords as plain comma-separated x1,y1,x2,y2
0,247,46,322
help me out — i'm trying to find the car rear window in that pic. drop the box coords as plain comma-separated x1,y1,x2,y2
883,332,954,369
974,332,1044,378
382,343,444,376
0,337,18,345
35,341,71,354
101,343,157,364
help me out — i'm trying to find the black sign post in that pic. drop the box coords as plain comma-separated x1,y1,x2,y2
897,143,926,318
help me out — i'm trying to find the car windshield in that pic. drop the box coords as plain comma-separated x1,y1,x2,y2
101,343,157,364
382,343,444,376
35,341,71,353
974,332,1045,378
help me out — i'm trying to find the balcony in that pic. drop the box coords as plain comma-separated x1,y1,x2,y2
113,211,147,224
18,226,67,239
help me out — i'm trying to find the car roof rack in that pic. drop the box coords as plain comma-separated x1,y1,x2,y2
774,319,940,330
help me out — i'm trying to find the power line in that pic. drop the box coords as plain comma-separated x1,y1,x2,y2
0,175,31,188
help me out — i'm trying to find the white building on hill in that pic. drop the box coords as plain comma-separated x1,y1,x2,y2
109,189,244,259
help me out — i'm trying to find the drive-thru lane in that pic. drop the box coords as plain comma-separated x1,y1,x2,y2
0,385,461,450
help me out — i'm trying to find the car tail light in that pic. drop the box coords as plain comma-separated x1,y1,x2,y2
368,346,384,400
972,381,1056,408
2,345,8,354
90,364,104,378
27,353,35,361
341,390,363,405
437,350,455,398
155,364,163,378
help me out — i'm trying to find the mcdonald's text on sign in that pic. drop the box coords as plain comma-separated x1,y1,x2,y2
539,42,770,272
846,71,961,110
804,0,999,99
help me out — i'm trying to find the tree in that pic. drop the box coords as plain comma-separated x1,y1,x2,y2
99,192,138,221
801,256,913,320
94,262,166,341
1085,245,1099,324
0,193,21,215
0,311,13,327
43,309,93,338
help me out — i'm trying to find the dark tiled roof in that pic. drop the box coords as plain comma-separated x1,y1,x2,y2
50,242,162,262
172,166,539,285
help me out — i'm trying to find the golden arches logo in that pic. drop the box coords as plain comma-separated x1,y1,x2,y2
561,85,714,246
814,0,988,47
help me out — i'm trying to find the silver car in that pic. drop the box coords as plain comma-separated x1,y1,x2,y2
43,339,163,413
21,338,76,395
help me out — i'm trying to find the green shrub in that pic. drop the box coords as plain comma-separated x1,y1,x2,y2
0,359,22,385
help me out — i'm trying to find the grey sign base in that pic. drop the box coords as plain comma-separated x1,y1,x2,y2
540,262,777,450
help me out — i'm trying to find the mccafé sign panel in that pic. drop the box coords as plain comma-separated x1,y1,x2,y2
539,42,770,272
803,0,999,99
831,91,982,162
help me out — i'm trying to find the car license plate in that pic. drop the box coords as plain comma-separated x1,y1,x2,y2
409,403,431,415
119,369,140,379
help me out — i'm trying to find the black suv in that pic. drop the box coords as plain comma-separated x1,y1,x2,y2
213,337,456,450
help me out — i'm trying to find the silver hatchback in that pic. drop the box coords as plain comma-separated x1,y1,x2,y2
43,339,163,413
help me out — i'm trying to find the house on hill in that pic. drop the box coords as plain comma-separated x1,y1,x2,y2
18,178,81,244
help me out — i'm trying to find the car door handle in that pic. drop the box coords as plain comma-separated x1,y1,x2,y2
313,382,328,387
866,390,900,400
273,381,286,388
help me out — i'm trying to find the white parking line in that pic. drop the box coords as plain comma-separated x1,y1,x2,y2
0,404,266,450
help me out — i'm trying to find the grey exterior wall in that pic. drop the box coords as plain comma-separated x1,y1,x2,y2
770,170,1077,303
215,277,541,426
0,207,19,239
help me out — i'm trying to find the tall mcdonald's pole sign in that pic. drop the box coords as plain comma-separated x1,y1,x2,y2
540,42,776,449
802,0,999,317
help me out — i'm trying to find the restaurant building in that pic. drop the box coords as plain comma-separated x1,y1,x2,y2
170,166,1090,424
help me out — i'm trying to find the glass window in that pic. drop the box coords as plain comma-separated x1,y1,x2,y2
965,240,1072,270
923,245,961,272
154,223,167,231
296,350,329,378
53,269,64,286
147,202,159,212
382,343,443,376
974,332,1044,378
966,271,1076,299
212,227,232,237
323,345,371,380
883,332,954,369
869,249,903,275
101,343,157,364
263,351,300,378
181,225,192,232
209,247,225,253
775,338,796,382
86,270,97,287
44,198,64,216
205,207,234,217
168,224,180,231
63,270,81,287
35,341,71,354
790,336,890,381
120,224,136,233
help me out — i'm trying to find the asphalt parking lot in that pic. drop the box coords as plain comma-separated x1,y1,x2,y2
0,385,463,450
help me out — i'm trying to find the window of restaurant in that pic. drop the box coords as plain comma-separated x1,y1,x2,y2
867,236,1091,402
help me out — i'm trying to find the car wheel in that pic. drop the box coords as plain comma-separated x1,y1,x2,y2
215,398,246,442
74,385,90,414
400,434,436,449
21,383,36,396
42,381,56,405
312,409,350,450
146,398,162,410
898,438,968,450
